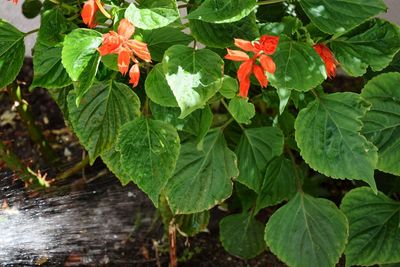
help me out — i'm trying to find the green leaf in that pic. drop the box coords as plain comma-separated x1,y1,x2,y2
31,42,72,89
330,19,400,77
0,20,25,88
31,9,74,89
260,16,303,36
219,75,238,99
67,80,140,163
150,102,213,147
62,29,102,102
277,87,291,114
117,118,180,206
236,127,284,192
299,0,386,34
295,92,378,190
101,145,132,186
269,36,326,92
162,45,224,118
255,156,297,213
145,64,178,107
361,72,400,176
101,54,119,72
220,212,265,259
165,129,238,214
125,0,179,30
341,187,400,266
265,193,348,267
140,27,193,62
48,85,72,118
175,210,210,237
187,0,256,24
228,97,255,125
189,13,259,48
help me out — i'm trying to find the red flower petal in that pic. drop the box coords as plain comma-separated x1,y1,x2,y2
238,77,251,98
224,49,250,61
81,0,98,28
98,32,122,56
313,44,337,78
255,35,279,55
234,39,259,53
126,40,152,62
129,64,140,87
259,54,276,73
118,49,131,75
253,64,268,88
118,19,135,40
237,60,253,82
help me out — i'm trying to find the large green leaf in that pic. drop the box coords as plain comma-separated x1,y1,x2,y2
187,0,256,24
299,0,386,34
165,129,238,214
175,210,210,237
189,13,259,48
269,36,326,92
220,212,265,259
0,20,25,88
101,146,132,186
361,73,400,176
117,118,180,206
228,96,255,125
341,187,400,266
295,92,378,190
150,102,212,147
162,45,224,118
31,41,72,89
255,156,297,213
62,29,102,102
145,63,177,107
67,80,140,163
265,193,348,267
330,19,400,76
140,27,193,62
236,127,284,192
219,75,238,99
125,0,179,30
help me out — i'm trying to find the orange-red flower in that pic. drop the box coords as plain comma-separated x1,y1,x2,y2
313,44,337,79
97,19,151,87
81,0,111,29
8,0,18,4
225,35,279,98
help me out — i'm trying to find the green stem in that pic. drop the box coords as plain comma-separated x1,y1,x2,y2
25,28,39,36
0,140,42,187
55,156,90,181
7,84,57,162
257,0,286,6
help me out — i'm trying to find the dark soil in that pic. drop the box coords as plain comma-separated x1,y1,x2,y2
0,59,284,266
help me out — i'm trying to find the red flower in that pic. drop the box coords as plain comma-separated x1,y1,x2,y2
313,44,337,79
225,35,279,98
97,19,151,87
8,0,18,4
81,0,111,29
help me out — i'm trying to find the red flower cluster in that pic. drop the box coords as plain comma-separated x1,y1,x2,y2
97,19,152,87
313,44,337,78
81,0,111,29
225,35,279,98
